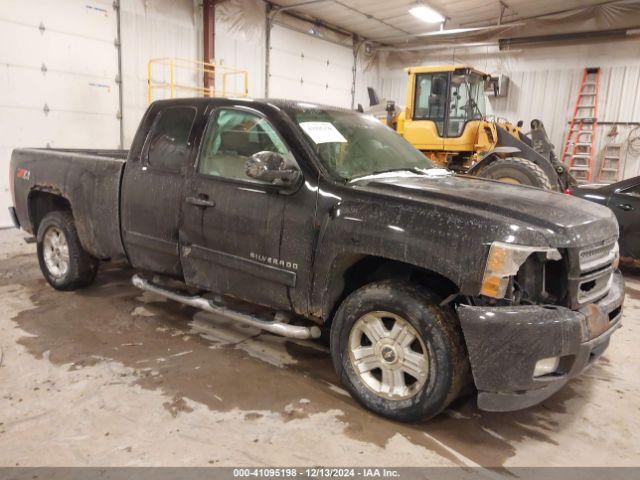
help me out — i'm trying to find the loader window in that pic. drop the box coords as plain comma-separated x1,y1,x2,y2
447,73,486,136
413,73,447,136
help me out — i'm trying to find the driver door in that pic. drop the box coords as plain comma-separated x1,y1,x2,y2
179,107,299,310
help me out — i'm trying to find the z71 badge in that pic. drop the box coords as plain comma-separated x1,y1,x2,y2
16,168,31,180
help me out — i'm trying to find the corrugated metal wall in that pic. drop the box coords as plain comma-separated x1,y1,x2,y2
490,66,640,180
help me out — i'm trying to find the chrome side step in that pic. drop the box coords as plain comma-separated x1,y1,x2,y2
131,274,321,340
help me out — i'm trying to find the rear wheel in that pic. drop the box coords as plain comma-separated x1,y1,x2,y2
36,211,98,290
478,157,553,190
330,280,468,422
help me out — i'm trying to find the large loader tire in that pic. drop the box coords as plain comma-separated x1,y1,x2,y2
478,157,553,190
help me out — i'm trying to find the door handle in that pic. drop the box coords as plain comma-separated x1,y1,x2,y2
616,203,633,211
186,196,216,208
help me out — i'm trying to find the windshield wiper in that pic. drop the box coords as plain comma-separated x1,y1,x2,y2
350,167,433,181
349,167,452,182
373,167,427,175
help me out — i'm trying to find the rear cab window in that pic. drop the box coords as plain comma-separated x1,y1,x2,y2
146,106,197,172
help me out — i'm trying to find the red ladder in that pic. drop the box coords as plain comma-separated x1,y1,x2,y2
561,67,601,183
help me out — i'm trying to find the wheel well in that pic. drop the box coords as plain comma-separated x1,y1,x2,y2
324,255,459,328
28,190,72,234
468,151,509,176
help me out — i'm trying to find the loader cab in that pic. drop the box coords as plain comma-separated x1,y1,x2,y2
401,66,488,153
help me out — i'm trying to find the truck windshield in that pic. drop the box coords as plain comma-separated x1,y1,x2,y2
293,109,434,180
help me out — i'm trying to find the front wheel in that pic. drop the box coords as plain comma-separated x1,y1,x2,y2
330,280,468,422
478,157,553,190
36,211,99,290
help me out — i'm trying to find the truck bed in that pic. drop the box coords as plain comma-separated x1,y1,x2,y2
10,148,128,260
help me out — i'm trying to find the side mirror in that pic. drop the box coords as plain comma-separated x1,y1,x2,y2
245,151,301,188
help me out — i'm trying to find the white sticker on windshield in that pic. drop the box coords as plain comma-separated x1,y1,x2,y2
299,122,347,144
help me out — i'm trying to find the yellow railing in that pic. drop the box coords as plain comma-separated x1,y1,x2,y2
147,58,249,103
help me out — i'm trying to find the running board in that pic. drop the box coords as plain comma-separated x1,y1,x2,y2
131,274,321,340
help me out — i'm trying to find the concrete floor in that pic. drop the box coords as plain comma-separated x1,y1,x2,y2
1,227,639,469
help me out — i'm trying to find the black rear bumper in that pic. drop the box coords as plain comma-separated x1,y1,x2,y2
8,207,20,228
457,271,624,412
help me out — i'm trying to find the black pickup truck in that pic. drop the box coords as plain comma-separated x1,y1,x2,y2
9,98,625,421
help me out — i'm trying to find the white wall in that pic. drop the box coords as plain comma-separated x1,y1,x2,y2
0,0,121,227
364,39,640,180
214,2,360,109
269,25,354,107
120,0,202,147
214,1,266,99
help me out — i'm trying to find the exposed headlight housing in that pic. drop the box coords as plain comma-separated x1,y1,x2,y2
481,242,562,299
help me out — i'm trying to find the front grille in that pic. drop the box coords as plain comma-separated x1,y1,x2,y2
577,266,614,304
579,242,617,272
569,241,617,307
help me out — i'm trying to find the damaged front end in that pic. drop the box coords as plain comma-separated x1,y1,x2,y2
457,240,624,412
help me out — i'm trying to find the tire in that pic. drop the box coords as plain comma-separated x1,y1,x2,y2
330,280,468,422
36,210,99,291
478,157,553,190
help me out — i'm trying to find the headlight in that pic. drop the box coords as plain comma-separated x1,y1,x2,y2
481,242,562,299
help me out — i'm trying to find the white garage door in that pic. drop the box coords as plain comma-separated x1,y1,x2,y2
269,25,354,108
0,0,121,227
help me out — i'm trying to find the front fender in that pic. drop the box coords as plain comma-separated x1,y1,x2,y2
310,201,488,319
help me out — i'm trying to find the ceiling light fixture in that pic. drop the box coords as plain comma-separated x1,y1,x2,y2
308,25,323,37
409,2,445,24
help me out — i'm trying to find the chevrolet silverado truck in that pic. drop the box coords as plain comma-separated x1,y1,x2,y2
9,98,625,421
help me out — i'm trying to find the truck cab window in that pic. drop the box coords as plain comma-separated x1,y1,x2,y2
413,73,447,136
146,106,196,172
198,109,295,183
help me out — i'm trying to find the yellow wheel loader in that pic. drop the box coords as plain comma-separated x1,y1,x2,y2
367,65,575,191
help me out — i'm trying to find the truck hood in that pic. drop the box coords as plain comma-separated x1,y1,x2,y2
351,173,618,248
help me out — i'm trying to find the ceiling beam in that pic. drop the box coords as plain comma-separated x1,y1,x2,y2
499,26,640,49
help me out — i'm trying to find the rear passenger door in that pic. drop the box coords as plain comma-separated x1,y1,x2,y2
121,105,198,276
179,107,300,310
